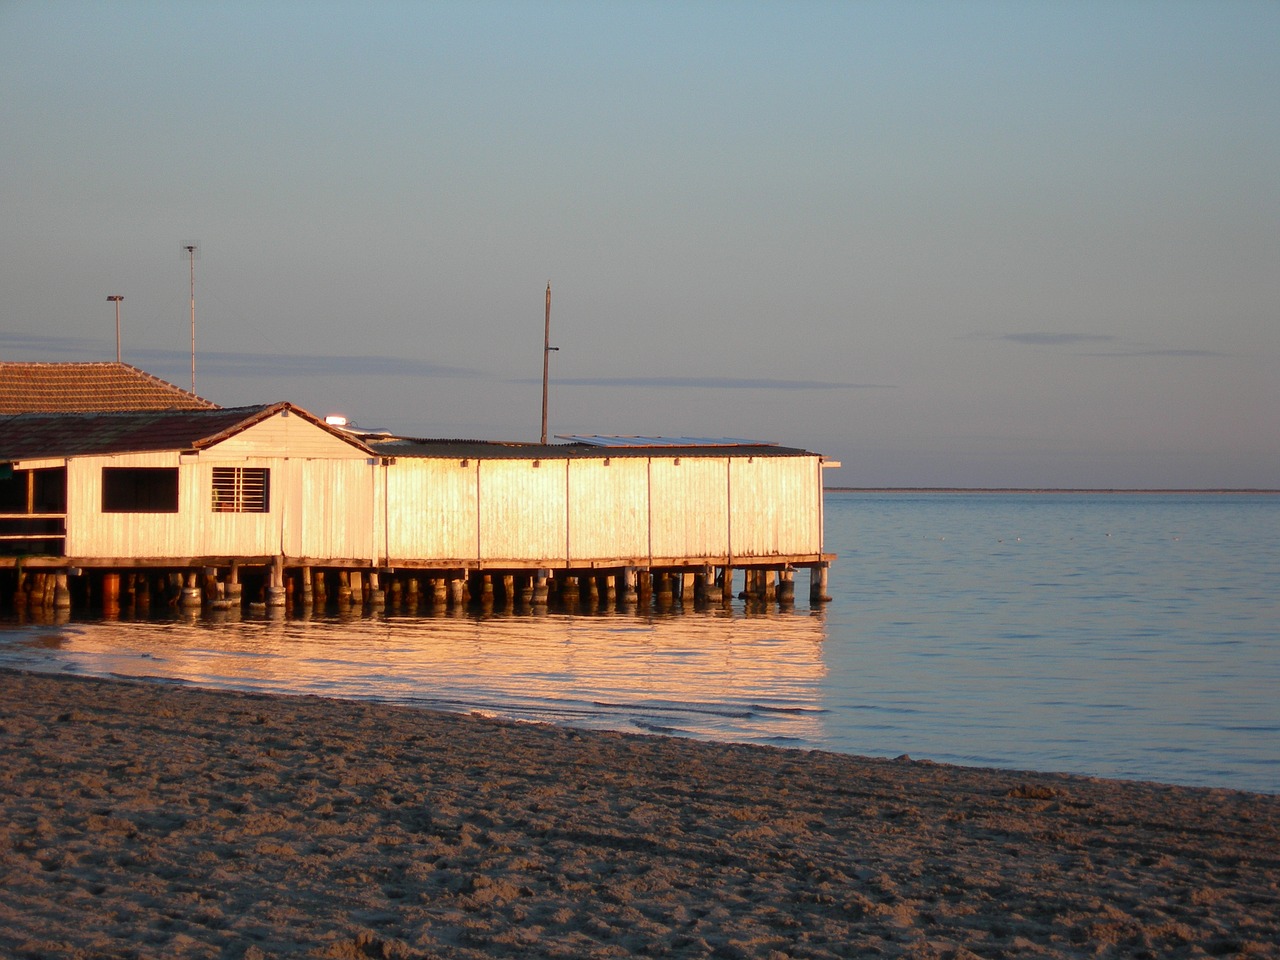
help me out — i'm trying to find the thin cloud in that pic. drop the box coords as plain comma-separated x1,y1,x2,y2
0,333,480,378
135,349,480,379
1080,347,1226,358
999,332,1118,346
0,332,102,355
976,332,1224,358
519,376,892,390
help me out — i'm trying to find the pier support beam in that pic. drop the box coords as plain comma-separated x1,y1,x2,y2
267,558,286,607
810,563,831,603
778,567,795,606
53,571,72,610
654,572,673,609
102,572,121,617
181,571,203,609
720,566,734,605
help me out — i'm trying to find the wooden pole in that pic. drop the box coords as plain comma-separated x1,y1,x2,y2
541,282,557,444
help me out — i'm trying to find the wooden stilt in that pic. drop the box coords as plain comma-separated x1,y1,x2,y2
778,567,796,605
637,567,653,606
263,557,284,607
225,563,242,604
101,572,121,616
53,571,71,610
810,563,831,603
181,570,203,609
300,565,314,607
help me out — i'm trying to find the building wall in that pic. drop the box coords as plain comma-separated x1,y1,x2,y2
384,458,479,562
382,452,823,568
478,459,568,565
61,416,375,562
728,455,824,558
649,457,730,561
58,433,823,567
567,458,649,563
209,410,370,459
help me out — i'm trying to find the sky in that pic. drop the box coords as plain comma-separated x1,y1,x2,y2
2,1,1277,488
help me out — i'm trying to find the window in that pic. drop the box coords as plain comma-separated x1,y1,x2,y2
212,467,269,513
0,467,66,514
102,468,179,513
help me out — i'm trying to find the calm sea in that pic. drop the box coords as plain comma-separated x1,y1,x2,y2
2,492,1276,794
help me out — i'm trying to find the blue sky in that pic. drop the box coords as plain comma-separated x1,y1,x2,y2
2,1,1277,487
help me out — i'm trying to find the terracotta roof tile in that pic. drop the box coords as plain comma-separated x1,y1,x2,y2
0,362,218,413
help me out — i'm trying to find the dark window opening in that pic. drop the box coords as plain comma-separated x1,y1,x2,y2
102,467,179,513
212,467,270,513
0,467,67,514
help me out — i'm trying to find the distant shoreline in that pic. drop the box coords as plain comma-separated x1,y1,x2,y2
825,487,1280,495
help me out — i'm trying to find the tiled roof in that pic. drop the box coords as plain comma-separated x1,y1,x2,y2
0,403,375,462
0,362,218,413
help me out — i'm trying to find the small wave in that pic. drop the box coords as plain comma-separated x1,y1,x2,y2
751,703,828,715
630,718,684,735
108,673,190,685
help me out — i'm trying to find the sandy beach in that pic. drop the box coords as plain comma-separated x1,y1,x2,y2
1,668,1276,959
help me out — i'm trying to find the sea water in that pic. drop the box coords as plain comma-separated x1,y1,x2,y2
1,492,1276,793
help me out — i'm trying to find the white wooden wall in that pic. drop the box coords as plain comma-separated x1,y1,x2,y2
59,430,823,566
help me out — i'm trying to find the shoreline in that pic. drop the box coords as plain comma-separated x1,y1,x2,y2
825,487,1280,495
2,668,1277,958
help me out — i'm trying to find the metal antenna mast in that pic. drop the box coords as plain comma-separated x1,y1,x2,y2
107,295,123,363
183,243,198,393
541,281,558,444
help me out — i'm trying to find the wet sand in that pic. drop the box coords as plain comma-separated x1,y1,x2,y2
1,668,1276,959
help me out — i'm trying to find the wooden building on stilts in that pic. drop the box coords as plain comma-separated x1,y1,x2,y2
0,362,834,615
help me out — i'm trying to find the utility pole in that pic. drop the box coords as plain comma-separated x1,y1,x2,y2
541,281,558,444
107,295,123,363
183,244,198,393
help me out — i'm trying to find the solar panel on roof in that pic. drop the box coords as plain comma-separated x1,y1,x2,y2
556,435,777,448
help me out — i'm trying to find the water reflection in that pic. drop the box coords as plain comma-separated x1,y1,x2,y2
0,604,830,748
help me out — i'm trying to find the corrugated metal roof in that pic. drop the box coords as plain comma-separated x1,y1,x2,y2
368,437,812,460
556,435,778,448
0,403,374,461
0,362,219,413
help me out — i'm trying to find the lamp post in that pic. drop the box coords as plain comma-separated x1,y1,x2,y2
107,295,123,363
184,244,198,393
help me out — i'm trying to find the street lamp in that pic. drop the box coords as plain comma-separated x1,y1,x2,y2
107,295,123,363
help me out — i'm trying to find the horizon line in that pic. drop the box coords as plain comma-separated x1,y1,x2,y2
825,487,1280,495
